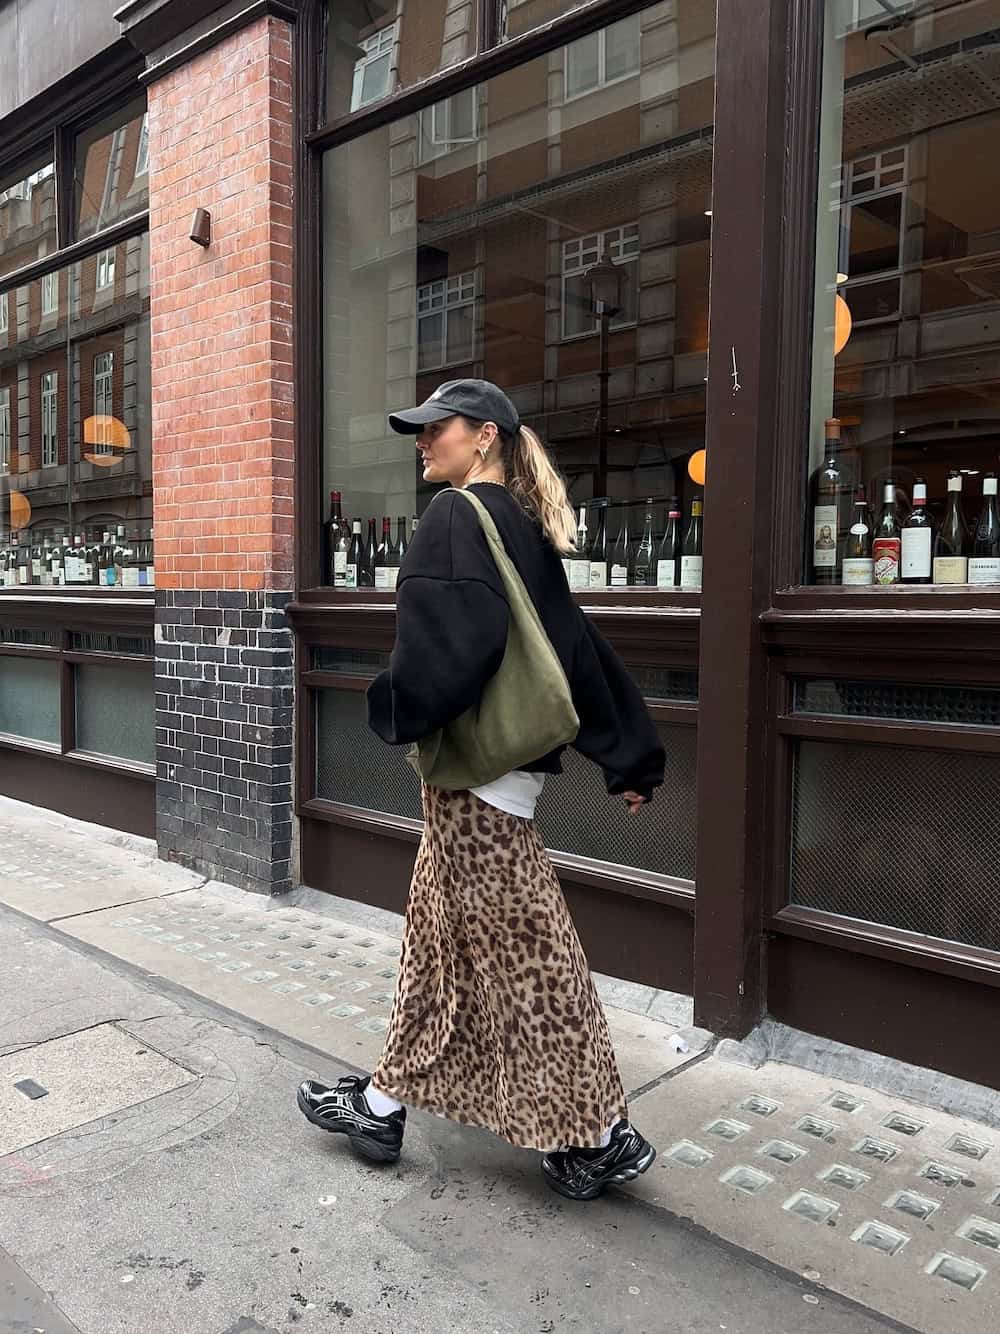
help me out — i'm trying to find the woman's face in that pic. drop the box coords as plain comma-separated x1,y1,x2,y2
416,416,494,487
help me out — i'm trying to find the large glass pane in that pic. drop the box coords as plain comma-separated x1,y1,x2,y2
806,2,1000,588
0,154,56,279
324,0,480,121
0,236,153,591
75,97,149,239
321,3,716,592
75,662,155,764
0,655,60,743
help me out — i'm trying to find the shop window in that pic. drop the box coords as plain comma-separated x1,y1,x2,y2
417,272,476,370
0,656,60,744
0,239,152,592
325,3,478,121
351,24,397,111
41,270,58,316
41,372,58,468
418,88,478,164
319,3,715,594
96,248,116,291
0,387,10,471
0,157,56,279
75,96,149,239
93,352,115,455
562,225,639,340
805,4,1000,588
75,662,155,766
0,292,7,334
565,14,640,100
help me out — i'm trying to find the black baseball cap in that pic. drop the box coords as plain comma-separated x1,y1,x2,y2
388,379,520,437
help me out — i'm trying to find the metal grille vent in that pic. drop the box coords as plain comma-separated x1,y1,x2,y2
795,679,1000,728
0,627,60,648
314,647,389,677
791,739,1000,951
70,632,154,657
629,665,698,702
316,688,696,880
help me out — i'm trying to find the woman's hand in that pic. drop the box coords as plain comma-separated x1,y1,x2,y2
623,791,647,816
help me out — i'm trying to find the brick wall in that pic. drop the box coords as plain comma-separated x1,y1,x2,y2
148,16,295,895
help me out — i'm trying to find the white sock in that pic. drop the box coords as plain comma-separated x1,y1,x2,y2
366,1081,404,1117
598,1117,621,1148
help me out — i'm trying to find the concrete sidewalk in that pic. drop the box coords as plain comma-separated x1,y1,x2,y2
1,794,998,1333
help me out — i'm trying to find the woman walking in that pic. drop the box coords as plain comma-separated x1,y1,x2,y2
298,379,665,1202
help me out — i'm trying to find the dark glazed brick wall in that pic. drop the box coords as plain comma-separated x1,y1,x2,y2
155,590,294,894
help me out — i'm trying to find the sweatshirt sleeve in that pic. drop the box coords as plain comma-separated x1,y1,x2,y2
366,492,510,745
570,615,666,801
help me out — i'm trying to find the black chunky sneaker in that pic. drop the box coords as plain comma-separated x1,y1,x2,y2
297,1074,405,1163
541,1121,656,1201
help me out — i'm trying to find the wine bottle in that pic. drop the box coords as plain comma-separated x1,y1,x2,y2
969,473,1000,585
113,524,127,586
345,519,362,589
610,509,631,588
901,479,933,584
933,471,969,584
681,495,704,591
375,517,397,590
324,490,346,586
632,499,656,587
589,499,609,589
872,480,901,585
568,504,590,592
657,499,682,589
360,517,377,588
842,488,873,585
810,417,847,584
395,516,408,566
40,537,53,587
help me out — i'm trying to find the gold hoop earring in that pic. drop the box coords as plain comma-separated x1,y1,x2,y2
478,447,489,461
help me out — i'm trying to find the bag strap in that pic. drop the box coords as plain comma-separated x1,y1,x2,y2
450,488,553,643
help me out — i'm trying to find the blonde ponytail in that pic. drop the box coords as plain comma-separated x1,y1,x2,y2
505,425,578,555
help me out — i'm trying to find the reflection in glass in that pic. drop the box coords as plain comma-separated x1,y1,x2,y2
0,157,56,278
806,1,1000,587
324,0,479,121
321,3,716,589
0,236,153,589
75,97,149,239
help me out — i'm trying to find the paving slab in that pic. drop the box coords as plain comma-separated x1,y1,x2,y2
626,1054,999,1334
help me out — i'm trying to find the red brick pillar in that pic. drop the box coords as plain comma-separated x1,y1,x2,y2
147,15,295,893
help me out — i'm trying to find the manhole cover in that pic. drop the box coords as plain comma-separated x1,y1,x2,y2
0,1024,196,1157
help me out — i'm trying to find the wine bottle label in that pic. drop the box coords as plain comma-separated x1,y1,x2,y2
968,557,1000,584
656,558,676,589
813,505,837,569
333,552,347,586
122,568,140,588
872,537,900,585
932,555,968,584
842,558,874,585
680,555,703,591
147,566,155,588
589,561,608,588
901,528,931,577
343,564,358,590
568,560,590,591
18,566,27,584
610,564,629,587
561,558,572,584
64,557,78,583
32,559,41,579
139,569,148,588
375,568,390,590
85,563,94,581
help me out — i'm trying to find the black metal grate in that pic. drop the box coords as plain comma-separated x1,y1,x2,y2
316,687,697,880
628,665,699,702
791,739,1000,952
314,647,389,678
795,679,1000,729
0,627,60,648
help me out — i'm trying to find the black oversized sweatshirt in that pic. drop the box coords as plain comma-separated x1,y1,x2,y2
366,484,666,801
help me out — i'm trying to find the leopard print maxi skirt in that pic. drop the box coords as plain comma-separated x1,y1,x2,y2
371,783,628,1152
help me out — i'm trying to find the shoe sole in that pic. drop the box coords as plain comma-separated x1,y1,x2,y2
543,1143,657,1202
296,1087,402,1164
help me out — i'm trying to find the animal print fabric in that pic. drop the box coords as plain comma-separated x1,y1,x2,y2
371,783,628,1152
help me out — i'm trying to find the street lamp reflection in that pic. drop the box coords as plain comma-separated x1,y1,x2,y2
82,414,130,467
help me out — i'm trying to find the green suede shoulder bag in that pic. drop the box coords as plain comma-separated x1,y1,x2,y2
407,488,580,791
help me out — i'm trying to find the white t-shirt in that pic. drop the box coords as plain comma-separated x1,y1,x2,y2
470,769,546,820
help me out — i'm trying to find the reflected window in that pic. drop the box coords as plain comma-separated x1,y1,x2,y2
566,14,640,100
418,88,478,163
41,372,58,468
805,1,1000,588
351,24,397,110
41,270,58,317
563,225,639,340
93,352,114,455
0,387,9,471
0,292,7,334
417,272,476,370
135,114,149,178
96,248,115,291
0,159,56,279
75,97,149,239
